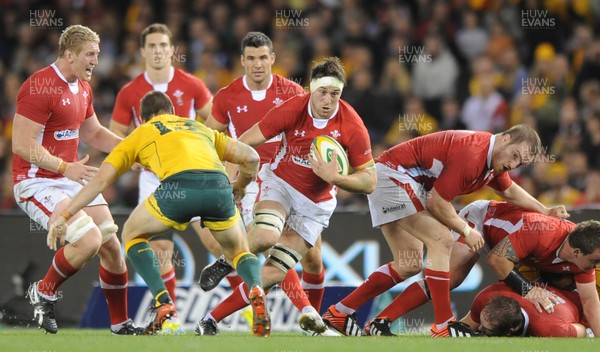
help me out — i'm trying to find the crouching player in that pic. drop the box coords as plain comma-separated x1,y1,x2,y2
458,282,591,337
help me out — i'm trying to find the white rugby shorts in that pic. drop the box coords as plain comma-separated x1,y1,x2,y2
257,165,335,246
14,177,107,230
368,163,428,228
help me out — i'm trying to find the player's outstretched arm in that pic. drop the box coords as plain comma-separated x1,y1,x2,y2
204,113,228,132
487,238,558,313
576,281,600,336
47,163,119,251
108,119,130,138
222,140,260,200
238,123,267,147
497,182,570,218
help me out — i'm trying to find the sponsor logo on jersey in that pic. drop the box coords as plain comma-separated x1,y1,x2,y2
54,129,79,140
291,155,311,168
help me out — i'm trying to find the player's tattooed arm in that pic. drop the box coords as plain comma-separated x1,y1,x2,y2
490,237,519,263
487,237,521,281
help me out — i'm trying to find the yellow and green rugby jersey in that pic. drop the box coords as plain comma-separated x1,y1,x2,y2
104,114,232,179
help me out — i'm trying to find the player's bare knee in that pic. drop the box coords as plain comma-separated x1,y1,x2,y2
301,251,323,273
397,264,421,279
252,235,278,253
267,243,302,274
97,237,126,268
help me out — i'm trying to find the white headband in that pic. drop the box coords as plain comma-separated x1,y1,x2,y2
309,76,344,93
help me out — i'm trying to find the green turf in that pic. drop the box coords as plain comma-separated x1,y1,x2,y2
0,328,598,352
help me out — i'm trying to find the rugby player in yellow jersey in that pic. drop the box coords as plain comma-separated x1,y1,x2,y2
45,91,270,337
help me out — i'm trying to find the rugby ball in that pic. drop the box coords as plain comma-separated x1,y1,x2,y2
311,135,349,175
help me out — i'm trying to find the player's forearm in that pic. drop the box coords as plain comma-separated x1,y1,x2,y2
13,138,65,174
499,183,548,214
331,167,376,194
426,192,471,236
109,120,128,138
83,126,122,153
486,253,515,280
236,157,259,189
583,304,600,337
577,282,600,336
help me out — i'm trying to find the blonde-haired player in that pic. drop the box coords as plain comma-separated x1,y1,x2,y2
13,24,138,335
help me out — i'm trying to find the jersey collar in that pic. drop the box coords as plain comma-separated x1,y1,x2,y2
144,66,175,91
243,74,273,102
519,308,529,336
307,100,339,129
51,63,79,94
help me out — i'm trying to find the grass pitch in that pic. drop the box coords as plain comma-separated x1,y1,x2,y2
0,328,598,352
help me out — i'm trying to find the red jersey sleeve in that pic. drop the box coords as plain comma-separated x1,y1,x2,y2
191,76,212,110
112,87,134,126
16,77,52,125
211,88,229,125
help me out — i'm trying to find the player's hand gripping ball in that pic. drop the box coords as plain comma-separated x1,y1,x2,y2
311,135,349,175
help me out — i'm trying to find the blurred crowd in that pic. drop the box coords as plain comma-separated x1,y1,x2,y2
1,0,600,212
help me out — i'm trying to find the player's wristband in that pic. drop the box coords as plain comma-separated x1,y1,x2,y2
57,160,68,174
503,269,533,296
61,210,73,221
462,223,471,238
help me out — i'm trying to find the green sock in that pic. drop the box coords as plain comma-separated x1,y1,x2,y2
126,240,171,305
234,252,262,288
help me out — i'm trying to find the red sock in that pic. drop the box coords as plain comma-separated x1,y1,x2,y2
38,247,78,296
424,268,454,325
302,270,325,312
377,279,429,321
161,267,176,306
340,263,402,311
225,272,244,289
211,282,249,322
99,265,129,325
280,270,312,311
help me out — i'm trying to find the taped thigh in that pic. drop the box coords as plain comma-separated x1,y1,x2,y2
98,220,119,244
253,209,285,235
66,215,96,244
267,243,302,273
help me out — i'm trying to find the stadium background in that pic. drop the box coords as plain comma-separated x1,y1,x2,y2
1,0,600,333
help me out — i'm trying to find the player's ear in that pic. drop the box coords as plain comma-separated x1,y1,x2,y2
240,54,244,66
271,52,276,64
